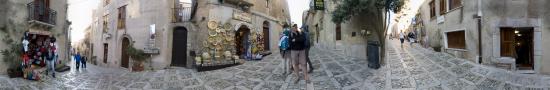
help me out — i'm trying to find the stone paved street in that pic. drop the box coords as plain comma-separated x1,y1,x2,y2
1,39,550,90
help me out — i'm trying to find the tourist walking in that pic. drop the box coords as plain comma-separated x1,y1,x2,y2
81,55,87,69
74,52,81,70
302,27,314,73
279,24,292,75
289,24,310,84
408,31,416,45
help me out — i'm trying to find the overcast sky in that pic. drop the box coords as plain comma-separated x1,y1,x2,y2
287,0,310,28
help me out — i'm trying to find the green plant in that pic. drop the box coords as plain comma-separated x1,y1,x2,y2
126,44,147,62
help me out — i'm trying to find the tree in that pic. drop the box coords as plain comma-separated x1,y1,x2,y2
332,0,403,64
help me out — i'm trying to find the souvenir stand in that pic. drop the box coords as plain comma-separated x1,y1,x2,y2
20,31,58,81
195,20,242,71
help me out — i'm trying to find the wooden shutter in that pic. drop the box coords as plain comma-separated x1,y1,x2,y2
449,0,462,9
440,0,446,15
500,28,515,57
447,31,465,49
430,1,436,18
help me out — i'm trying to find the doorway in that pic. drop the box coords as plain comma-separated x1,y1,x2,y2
263,21,270,50
500,27,534,70
171,27,188,67
235,25,250,57
121,38,130,68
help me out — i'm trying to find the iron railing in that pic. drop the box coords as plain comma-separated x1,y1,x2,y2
27,2,57,25
172,3,192,23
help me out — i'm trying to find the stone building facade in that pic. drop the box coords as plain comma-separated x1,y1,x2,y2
0,0,70,74
417,0,550,74
303,0,386,59
90,0,290,70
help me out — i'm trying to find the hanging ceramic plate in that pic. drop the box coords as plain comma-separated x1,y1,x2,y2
203,41,209,48
223,23,232,30
208,31,217,36
208,20,218,30
216,28,223,33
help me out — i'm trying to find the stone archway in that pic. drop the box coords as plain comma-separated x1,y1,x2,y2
121,37,130,68
235,25,251,57
263,21,270,50
171,27,188,67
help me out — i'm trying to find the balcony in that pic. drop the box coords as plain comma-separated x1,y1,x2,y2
172,3,193,23
27,2,57,28
224,0,254,7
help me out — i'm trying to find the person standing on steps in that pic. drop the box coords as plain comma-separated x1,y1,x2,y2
289,24,310,85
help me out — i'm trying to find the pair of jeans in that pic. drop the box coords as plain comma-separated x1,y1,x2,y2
46,60,55,76
305,48,313,71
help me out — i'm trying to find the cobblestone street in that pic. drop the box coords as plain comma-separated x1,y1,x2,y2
1,39,550,90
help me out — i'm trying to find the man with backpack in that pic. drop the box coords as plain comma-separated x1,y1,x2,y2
279,24,291,75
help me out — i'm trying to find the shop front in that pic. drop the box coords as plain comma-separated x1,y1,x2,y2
194,9,270,71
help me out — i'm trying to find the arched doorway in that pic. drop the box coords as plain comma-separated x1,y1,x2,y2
235,25,250,57
262,21,270,50
121,37,130,68
172,27,188,67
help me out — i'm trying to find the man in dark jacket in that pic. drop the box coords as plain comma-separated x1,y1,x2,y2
301,25,314,73
289,24,311,84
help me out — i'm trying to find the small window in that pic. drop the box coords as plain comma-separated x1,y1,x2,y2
117,6,127,29
103,14,109,32
429,1,436,18
351,32,356,37
439,0,446,15
446,30,465,49
449,0,462,10
103,44,108,63
266,0,269,8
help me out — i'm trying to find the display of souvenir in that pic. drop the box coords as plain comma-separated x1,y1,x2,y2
201,52,211,60
208,31,217,36
224,51,232,58
216,28,223,33
195,57,202,64
208,20,218,30
223,23,232,30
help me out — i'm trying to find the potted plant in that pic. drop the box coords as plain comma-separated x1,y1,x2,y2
1,39,23,78
126,44,147,72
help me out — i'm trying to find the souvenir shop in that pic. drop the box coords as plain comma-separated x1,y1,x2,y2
20,30,58,80
194,20,268,71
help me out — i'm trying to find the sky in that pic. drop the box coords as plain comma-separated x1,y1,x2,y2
68,0,99,44
287,0,310,28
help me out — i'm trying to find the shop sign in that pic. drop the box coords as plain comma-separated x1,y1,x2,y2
314,0,325,10
233,10,252,22
28,29,51,35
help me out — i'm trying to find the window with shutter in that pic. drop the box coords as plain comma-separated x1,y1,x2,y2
449,0,462,10
440,0,446,15
500,28,515,57
446,31,466,49
429,1,436,18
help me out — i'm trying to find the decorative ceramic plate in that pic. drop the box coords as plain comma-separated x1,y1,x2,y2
209,31,217,36
216,28,223,33
223,23,232,30
208,20,218,30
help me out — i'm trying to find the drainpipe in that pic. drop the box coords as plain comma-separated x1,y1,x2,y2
476,0,483,64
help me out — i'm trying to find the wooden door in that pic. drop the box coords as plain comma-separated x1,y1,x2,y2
500,28,515,57
171,27,188,67
121,38,129,68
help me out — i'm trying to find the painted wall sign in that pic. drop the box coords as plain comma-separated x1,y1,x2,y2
233,10,252,22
